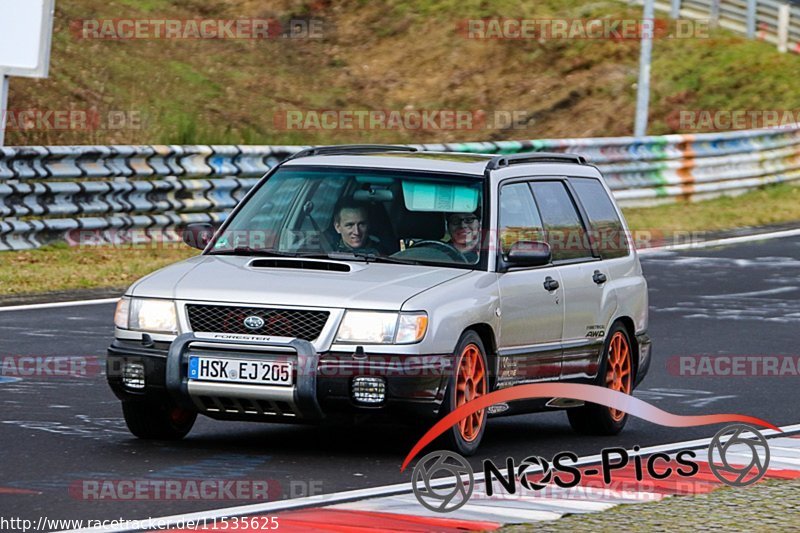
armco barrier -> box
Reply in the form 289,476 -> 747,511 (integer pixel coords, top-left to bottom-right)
633,0 -> 800,54
1,126 -> 799,250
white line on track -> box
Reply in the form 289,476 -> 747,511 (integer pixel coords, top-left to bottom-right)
0,298 -> 119,312
637,227 -> 800,255
3,227 -> 800,312
60,422 -> 800,533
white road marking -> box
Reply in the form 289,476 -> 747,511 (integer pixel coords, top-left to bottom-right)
0,298 -> 119,312
635,388 -> 737,407
703,287 -> 798,299
637,227 -> 800,255
685,395 -> 738,408
59,422 -> 800,533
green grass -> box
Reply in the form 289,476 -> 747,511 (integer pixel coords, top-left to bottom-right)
1,184 -> 798,297
5,0 -> 799,145
623,183 -> 800,233
0,243 -> 198,296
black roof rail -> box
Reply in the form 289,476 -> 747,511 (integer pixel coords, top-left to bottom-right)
485,151 -> 587,170
286,144 -> 418,161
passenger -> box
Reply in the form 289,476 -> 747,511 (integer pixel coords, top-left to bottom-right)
332,200 -> 386,255
446,211 -> 481,263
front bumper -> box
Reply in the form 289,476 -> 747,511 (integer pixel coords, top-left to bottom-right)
107,334 -> 452,422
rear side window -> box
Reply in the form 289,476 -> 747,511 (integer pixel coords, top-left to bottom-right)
570,178 -> 629,259
529,181 -> 593,261
498,182 -> 545,256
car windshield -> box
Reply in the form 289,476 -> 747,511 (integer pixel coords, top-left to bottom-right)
210,166 -> 486,268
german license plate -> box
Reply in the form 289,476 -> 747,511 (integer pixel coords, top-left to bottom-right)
188,357 -> 292,386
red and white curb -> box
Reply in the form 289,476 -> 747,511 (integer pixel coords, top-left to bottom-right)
62,424 -> 800,532
256,435 -> 800,531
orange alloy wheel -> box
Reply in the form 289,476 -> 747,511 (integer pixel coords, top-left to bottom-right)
606,331 -> 633,422
455,343 -> 487,441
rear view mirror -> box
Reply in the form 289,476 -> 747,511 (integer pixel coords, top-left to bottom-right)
181,223 -> 215,250
353,188 -> 394,202
506,241 -> 551,267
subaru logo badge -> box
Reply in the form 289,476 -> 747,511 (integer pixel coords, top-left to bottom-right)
243,316 -> 265,330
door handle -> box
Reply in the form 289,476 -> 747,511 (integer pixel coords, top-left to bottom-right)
543,276 -> 559,291
593,270 -> 607,284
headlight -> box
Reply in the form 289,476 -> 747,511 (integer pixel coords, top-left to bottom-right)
335,311 -> 427,344
114,297 -> 130,329
115,297 -> 178,334
395,313 -> 428,344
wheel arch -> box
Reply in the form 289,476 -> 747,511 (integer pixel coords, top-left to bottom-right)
463,323 -> 498,390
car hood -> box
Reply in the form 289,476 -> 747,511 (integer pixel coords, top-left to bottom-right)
130,255 -> 471,310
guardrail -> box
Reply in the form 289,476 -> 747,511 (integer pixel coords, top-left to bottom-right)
1,125 -> 799,250
634,0 -> 800,54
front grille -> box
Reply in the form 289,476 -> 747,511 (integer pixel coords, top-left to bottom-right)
186,304 -> 329,341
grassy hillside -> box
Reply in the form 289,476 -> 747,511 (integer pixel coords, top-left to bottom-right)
7,0 -> 800,146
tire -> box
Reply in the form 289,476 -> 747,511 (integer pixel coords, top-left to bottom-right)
439,330 -> 489,456
567,323 -> 634,436
122,400 -> 197,440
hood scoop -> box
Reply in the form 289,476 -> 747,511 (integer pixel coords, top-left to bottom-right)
249,258 -> 352,272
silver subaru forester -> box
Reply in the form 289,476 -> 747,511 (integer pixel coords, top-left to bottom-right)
109,145 -> 651,454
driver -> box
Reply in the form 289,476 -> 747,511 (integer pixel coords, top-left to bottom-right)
446,211 -> 481,263
332,199 -> 386,255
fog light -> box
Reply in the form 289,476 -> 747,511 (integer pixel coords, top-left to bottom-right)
351,376 -> 386,404
122,362 -> 145,389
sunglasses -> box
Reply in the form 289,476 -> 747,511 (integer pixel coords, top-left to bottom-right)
449,215 -> 479,225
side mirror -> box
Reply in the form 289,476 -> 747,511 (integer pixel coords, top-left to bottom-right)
505,241 -> 551,267
181,223 -> 215,250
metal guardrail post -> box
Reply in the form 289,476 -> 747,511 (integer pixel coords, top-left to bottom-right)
746,0 -> 758,38
777,3 -> 791,52
0,73 -> 8,147
710,0 -> 721,26
634,0 -> 655,137
671,0 -> 682,18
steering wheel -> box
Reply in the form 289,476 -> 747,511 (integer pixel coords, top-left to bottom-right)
406,240 -> 468,263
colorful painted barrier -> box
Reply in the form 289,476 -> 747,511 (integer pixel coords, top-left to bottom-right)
1,125 -> 799,250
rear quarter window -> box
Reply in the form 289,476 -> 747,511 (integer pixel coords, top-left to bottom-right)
570,177 -> 629,259
529,181 -> 593,262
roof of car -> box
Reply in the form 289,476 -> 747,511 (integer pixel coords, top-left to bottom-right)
280,149 -> 599,178
281,151 -> 492,175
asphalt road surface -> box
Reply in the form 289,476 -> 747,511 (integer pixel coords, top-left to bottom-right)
1,235 -> 799,530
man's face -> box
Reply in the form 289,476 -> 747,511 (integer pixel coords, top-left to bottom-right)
335,208 -> 370,249
448,213 -> 480,248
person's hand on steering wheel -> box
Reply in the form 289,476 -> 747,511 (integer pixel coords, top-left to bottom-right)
406,240 -> 468,263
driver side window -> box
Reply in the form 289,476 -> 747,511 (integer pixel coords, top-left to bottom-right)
498,182 -> 545,257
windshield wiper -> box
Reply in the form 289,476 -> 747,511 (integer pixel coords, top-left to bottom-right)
209,248 -> 420,265
334,251 -> 421,265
